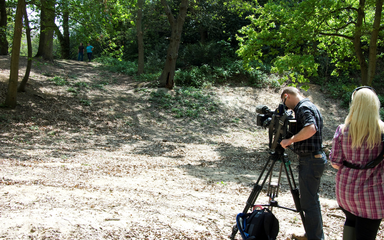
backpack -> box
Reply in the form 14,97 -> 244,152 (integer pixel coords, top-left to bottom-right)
236,207 -> 279,240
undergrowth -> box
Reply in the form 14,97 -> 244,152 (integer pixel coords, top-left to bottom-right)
95,57 -> 280,88
320,76 -> 384,120
146,87 -> 219,119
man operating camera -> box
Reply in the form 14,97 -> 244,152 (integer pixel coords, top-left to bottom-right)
280,87 -> 327,240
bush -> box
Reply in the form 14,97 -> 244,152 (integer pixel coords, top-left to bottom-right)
50,76 -> 67,86
148,87 -> 219,119
96,57 -> 137,75
174,66 -> 213,88
178,40 -> 236,68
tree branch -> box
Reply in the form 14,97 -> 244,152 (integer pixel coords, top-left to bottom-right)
318,32 -> 354,41
161,0 -> 175,25
331,6 -> 358,13
325,21 -> 356,32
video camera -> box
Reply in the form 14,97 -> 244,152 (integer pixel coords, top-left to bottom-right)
256,103 -> 297,151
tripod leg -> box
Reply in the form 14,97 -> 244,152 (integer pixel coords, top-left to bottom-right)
283,159 -> 306,226
230,156 -> 277,239
244,156 -> 277,212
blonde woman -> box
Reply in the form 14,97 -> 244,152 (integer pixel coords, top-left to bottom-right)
330,87 -> 384,240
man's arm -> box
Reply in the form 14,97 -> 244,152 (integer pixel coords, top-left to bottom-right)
280,124 -> 317,149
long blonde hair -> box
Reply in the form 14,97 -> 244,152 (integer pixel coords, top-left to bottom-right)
343,88 -> 383,149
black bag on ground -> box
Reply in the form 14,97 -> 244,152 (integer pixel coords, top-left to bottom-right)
236,207 -> 279,240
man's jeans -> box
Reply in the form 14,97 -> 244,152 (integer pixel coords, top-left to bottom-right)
298,152 -> 326,240
78,52 -> 83,61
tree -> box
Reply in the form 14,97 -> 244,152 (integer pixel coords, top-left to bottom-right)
18,2 -> 32,92
137,0 -> 144,75
54,1 -> 70,59
237,0 -> 384,86
158,0 -> 189,89
35,0 -> 55,61
4,0 -> 24,108
0,0 -> 8,55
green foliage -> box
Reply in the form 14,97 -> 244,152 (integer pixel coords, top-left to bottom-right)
178,41 -> 236,68
96,56 -> 137,75
144,45 -> 168,73
80,99 -> 91,106
236,0 -> 384,87
272,54 -> 319,87
67,87 -> 78,94
50,76 -> 67,86
148,87 -> 219,119
74,82 -> 89,88
174,65 -> 213,88
135,72 -> 161,82
175,59 -> 279,88
322,76 -> 357,108
378,95 -> 384,110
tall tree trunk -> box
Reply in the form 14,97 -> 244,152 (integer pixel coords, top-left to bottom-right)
18,3 -> 32,92
0,0 -> 8,55
4,0 -> 24,108
35,0 -> 55,61
55,6 -> 70,59
35,0 -> 47,57
199,26 -> 208,44
353,0 -> 369,85
137,0 -> 144,75
366,0 -> 383,86
158,0 -> 189,89
54,11 -> 70,60
62,10 -> 70,59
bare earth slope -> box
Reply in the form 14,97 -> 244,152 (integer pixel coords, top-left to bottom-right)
0,56 -> 382,239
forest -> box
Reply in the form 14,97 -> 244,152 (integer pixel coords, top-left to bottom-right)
1,0 -> 384,239
0,0 -> 383,109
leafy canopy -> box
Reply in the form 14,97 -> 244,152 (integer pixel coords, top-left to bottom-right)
237,0 -> 384,87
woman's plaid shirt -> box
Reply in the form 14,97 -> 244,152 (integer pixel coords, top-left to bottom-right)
330,124 -> 384,219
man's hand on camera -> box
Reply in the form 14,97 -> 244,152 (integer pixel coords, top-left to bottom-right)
280,138 -> 293,149
280,124 -> 317,149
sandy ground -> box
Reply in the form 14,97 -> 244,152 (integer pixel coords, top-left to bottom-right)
0,56 -> 383,239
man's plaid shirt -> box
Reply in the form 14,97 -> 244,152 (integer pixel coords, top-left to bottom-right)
293,98 -> 323,154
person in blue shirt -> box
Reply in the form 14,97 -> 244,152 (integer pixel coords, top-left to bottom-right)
86,43 -> 94,62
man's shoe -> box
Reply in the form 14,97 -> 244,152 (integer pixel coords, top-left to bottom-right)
292,233 -> 307,240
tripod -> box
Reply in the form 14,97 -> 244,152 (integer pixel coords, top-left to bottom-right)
230,145 -> 306,239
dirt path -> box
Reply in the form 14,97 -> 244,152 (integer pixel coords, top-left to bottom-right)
0,56 -> 382,239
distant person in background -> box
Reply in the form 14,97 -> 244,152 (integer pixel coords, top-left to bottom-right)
78,43 -> 84,61
86,43 -> 94,62
330,87 -> 384,240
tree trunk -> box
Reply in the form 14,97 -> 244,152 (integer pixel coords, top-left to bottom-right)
35,0 -> 55,61
18,3 -> 32,92
35,0 -> 47,57
366,0 -> 383,86
199,26 -> 208,44
0,0 -> 8,55
54,10 -> 70,60
4,0 -> 24,108
158,0 -> 189,89
62,11 -> 70,59
137,0 -> 144,75
353,0 -> 369,85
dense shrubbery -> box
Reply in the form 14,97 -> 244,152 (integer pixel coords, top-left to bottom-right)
96,55 -> 280,89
